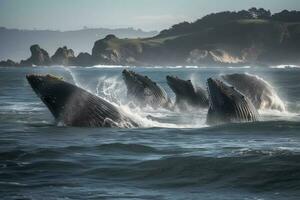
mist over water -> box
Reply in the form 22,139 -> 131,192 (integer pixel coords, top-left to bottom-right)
1,65 -> 300,200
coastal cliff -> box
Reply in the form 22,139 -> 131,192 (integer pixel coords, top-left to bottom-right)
88,8 -> 300,66
1,8 -> 300,67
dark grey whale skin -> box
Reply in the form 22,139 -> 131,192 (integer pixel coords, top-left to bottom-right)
221,73 -> 285,111
26,74 -> 138,128
122,69 -> 172,109
206,78 -> 259,125
166,75 -> 208,110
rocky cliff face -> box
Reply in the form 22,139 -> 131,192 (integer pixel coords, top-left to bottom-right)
51,46 -> 75,66
1,9 -> 300,67
89,18 -> 300,66
91,34 -> 143,65
0,59 -> 18,67
19,45 -> 51,66
72,52 -> 93,66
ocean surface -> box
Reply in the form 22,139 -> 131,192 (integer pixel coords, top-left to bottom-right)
1,65 -> 300,200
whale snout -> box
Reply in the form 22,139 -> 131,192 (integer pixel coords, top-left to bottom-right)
122,69 -> 132,77
26,74 -> 49,95
166,75 -> 174,84
26,74 -> 43,85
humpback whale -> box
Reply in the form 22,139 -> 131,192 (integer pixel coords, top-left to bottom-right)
206,78 -> 259,125
221,73 -> 285,111
122,69 -> 172,109
166,75 -> 208,110
26,74 -> 138,128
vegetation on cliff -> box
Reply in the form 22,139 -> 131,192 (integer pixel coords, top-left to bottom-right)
1,8 -> 300,67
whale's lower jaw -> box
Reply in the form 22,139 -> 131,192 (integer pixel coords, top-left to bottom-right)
26,74 -> 138,128
122,69 -> 171,109
166,75 -> 208,109
206,78 -> 259,125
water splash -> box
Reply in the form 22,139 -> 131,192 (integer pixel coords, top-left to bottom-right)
59,66 -> 80,86
91,75 -> 208,128
245,73 -> 286,112
95,76 -> 126,105
269,65 -> 300,69
221,72 -> 286,112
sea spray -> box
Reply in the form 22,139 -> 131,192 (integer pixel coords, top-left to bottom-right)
95,76 -> 126,105
221,72 -> 286,112
92,73 -> 209,128
189,73 -> 206,90
59,66 -> 80,86
248,73 -> 286,112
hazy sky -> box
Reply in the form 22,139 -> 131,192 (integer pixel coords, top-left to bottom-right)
0,0 -> 300,31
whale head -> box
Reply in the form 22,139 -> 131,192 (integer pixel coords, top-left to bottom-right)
26,74 -> 75,119
166,75 -> 194,96
122,69 -> 137,85
122,69 -> 171,109
27,74 -> 138,127
206,78 -> 258,125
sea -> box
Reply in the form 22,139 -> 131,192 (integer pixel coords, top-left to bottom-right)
1,65 -> 300,200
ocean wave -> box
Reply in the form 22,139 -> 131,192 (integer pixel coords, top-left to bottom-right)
93,143 -> 159,153
201,120 -> 300,135
0,102 -> 44,112
79,153 -> 300,190
86,65 -> 131,69
269,65 -> 300,69
2,145 -> 300,192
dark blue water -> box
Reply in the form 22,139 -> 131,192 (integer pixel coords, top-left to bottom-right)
1,65 -> 300,200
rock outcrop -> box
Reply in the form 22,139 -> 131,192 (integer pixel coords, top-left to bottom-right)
51,46 -> 75,66
72,52 -> 93,66
86,9 -> 300,66
2,8 -> 300,67
0,59 -> 18,67
20,45 -> 51,66
91,34 -> 142,65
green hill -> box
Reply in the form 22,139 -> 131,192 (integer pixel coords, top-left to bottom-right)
2,8 -> 300,67
90,8 -> 300,66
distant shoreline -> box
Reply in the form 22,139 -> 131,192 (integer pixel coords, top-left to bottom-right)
1,8 -> 300,67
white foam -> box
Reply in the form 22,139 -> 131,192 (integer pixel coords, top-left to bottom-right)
259,109 -> 298,117
185,66 -> 199,69
95,76 -> 127,105
91,75 -> 208,128
0,102 -> 44,112
270,65 -> 300,69
86,65 -> 131,69
58,66 -> 81,86
230,66 -> 251,69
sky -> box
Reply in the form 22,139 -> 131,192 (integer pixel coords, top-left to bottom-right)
0,0 -> 300,31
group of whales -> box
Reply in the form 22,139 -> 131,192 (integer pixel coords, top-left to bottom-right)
26,70 -> 285,127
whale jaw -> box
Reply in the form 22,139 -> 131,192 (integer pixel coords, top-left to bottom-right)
122,69 -> 172,109
27,74 -> 138,128
166,75 -> 208,109
26,74 -> 72,119
206,78 -> 259,125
